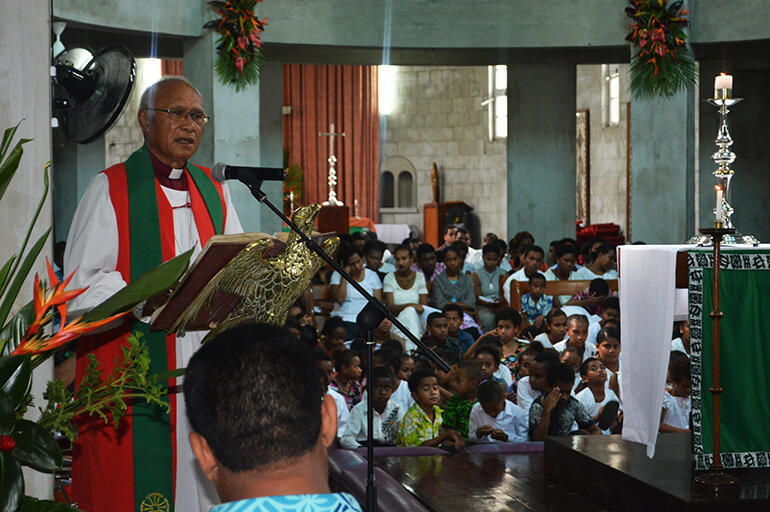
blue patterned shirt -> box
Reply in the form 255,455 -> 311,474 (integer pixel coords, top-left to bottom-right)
520,293 -> 554,323
211,493 -> 362,512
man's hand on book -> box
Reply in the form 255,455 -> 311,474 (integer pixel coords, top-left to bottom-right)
142,289 -> 173,317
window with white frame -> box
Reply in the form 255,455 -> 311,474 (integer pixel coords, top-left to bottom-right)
602,64 -> 621,127
485,65 -> 507,140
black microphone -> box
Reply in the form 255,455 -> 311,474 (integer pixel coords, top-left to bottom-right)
211,163 -> 286,184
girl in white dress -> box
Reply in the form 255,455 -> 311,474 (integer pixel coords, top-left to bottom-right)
383,245 -> 437,352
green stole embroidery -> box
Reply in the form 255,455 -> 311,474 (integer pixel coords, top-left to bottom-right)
123,146 -> 223,511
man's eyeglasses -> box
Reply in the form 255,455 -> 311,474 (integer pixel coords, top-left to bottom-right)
145,107 -> 210,126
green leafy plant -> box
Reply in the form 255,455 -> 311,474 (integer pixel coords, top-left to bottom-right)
204,0 -> 267,91
37,332 -> 169,442
0,123 -> 192,510
625,0 -> 696,99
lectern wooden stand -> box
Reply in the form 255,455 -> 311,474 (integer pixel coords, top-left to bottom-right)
317,205 -> 350,234
423,201 -> 468,248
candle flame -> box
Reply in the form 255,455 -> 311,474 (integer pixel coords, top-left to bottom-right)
720,72 -> 727,77
714,185 -> 722,191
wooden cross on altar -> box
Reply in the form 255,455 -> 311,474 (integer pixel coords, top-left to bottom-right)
319,122 -> 345,206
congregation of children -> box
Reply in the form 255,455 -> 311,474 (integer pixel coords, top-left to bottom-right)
285,225 -> 691,450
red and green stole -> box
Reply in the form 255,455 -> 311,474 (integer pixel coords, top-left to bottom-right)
73,145 -> 226,512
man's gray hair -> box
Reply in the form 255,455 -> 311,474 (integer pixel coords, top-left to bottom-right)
138,76 -> 202,111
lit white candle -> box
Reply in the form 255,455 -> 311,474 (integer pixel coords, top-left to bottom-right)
715,186 -> 723,223
714,73 -> 733,99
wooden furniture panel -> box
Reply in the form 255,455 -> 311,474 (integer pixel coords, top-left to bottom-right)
509,279 -> 619,311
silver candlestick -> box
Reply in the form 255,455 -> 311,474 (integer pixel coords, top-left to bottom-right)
688,91 -> 759,246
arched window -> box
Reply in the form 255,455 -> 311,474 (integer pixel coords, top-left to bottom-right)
398,171 -> 413,207
380,156 -> 417,212
380,171 -> 394,208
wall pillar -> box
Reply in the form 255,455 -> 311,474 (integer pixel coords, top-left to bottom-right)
629,79 -> 695,243
184,33 -> 283,234
507,63 -> 576,245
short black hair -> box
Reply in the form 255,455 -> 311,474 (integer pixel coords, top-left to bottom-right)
184,323 -> 324,472
416,243 -> 436,259
482,243 -> 501,256
529,273 -> 546,285
554,241 -> 578,259
456,360 -> 482,383
668,355 -> 690,384
546,308 -> 567,325
477,379 -> 504,404
333,349 -> 359,372
311,346 -> 332,363
596,326 -> 621,345
495,307 -> 522,326
520,325 -> 542,340
589,278 -> 610,297
547,362 -> 576,386
408,369 -> 437,392
284,317 -> 301,332
521,244 -> 544,258
456,225 -> 470,235
567,314 -> 589,328
533,349 -> 560,366
381,338 -> 404,354
351,231 -> 366,242
373,347 -> 401,373
392,244 -> 412,258
337,242 -> 364,266
442,303 -> 464,317
448,241 -> 466,256
363,239 -> 386,256
321,316 -> 346,336
369,366 -> 396,388
443,224 -> 457,235
474,344 -> 501,364
426,311 -> 445,327
604,296 -> 620,312
579,357 -> 601,377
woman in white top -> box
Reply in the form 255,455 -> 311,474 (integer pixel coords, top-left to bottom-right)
383,245 -> 432,352
575,242 -> 618,280
330,245 -> 383,340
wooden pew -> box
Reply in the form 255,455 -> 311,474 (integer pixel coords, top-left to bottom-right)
508,279 -> 619,312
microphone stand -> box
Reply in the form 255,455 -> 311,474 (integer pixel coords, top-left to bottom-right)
241,178 -> 451,511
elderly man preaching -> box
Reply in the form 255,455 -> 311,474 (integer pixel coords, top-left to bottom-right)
64,77 -> 243,512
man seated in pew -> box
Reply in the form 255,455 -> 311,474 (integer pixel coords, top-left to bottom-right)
184,323 -> 362,511
412,243 -> 446,284
529,362 -> 601,441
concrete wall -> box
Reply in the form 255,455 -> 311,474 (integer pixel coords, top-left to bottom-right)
576,63 -> 631,233
52,0 -> 770,47
0,0 -> 54,499
379,66 -> 507,242
53,0 -> 203,37
507,63 -> 576,247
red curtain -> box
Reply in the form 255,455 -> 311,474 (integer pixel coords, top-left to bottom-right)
161,60 -> 184,76
282,64 -> 380,221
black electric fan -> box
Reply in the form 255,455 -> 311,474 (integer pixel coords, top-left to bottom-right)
54,45 -> 136,144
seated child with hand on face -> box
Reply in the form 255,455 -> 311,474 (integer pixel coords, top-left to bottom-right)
529,362 -> 601,440
575,357 -> 622,434
397,369 -> 465,450
442,361 -> 483,439
340,367 -> 406,449
521,273 -> 557,328
470,380 -> 528,443
516,349 -> 560,413
660,353 -> 691,433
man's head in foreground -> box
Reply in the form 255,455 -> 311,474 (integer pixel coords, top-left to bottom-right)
184,322 -> 337,502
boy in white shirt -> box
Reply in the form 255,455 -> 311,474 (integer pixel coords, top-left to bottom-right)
312,347 -> 350,439
340,367 -> 405,449
470,380 -> 528,443
517,350 -> 560,413
575,357 -> 621,434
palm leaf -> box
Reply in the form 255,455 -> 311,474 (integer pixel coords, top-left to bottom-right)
0,256 -> 15,294
0,164 -> 49,312
0,230 -> 50,328
0,302 -> 33,356
0,122 -> 22,163
0,137 -> 33,203
82,249 -> 193,323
